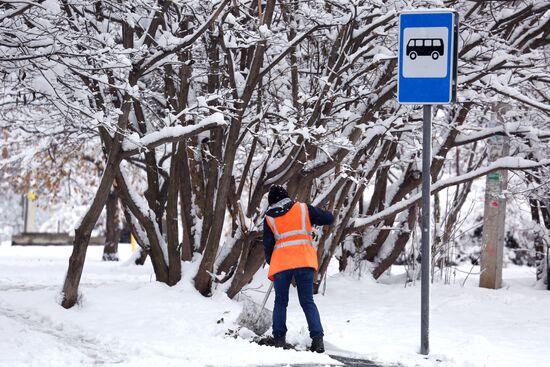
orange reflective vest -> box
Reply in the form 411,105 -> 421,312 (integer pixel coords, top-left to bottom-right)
265,202 -> 318,281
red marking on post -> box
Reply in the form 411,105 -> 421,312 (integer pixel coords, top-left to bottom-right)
491,201 -> 499,207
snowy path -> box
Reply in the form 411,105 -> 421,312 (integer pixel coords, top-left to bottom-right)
0,301 -> 126,366
0,245 -> 335,367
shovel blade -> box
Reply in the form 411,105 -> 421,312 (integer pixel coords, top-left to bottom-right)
236,296 -> 273,336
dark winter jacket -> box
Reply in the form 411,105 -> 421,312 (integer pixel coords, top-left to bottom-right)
263,198 -> 334,264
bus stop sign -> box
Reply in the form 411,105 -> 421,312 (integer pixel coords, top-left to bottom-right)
398,10 -> 458,104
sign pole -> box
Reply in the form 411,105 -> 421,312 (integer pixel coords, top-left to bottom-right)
421,104 -> 432,355
398,9 -> 458,356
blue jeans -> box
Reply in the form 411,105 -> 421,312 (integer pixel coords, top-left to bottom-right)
272,267 -> 324,338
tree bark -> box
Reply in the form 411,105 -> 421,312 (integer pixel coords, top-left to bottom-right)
226,234 -> 265,299
166,142 -> 183,285
179,142 -> 194,261
372,206 -> 418,279
102,188 -> 120,261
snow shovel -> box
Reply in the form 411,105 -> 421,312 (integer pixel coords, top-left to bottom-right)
236,282 -> 274,335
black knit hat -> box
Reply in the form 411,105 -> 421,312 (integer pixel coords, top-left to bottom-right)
268,185 -> 289,206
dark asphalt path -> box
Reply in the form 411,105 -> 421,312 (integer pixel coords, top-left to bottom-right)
329,354 -> 400,367
263,353 -> 401,367
251,339 -> 401,367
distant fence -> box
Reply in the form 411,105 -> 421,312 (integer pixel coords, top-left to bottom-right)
12,233 -> 106,246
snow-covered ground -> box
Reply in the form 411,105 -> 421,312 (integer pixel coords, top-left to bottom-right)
0,243 -> 548,367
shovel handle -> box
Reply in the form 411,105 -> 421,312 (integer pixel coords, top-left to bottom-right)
260,282 -> 274,309
255,282 -> 274,324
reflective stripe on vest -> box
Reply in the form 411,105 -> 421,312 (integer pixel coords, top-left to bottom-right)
266,203 -> 314,250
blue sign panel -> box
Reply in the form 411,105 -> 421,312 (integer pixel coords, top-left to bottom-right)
398,10 -> 457,104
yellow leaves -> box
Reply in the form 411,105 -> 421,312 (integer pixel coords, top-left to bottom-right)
27,191 -> 38,202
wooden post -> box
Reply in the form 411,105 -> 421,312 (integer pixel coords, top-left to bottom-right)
480,103 -> 510,289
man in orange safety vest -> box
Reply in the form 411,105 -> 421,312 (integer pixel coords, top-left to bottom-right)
263,185 -> 334,353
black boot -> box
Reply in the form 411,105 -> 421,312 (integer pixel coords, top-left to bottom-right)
274,336 -> 286,349
310,336 -> 324,353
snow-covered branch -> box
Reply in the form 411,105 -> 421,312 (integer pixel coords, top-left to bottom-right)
351,157 -> 550,231
483,77 -> 550,113
121,112 -> 227,157
454,123 -> 550,147
259,24 -> 332,79
137,0 -> 231,74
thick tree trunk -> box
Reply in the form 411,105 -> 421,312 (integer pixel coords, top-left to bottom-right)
372,207 -> 418,279
102,188 -> 120,261
134,102 -> 163,233
178,143 -> 194,262
63,230 -> 95,307
194,115 -> 242,296
531,198 -> 550,289
226,234 -> 265,299
166,142 -> 183,285
61,95 -> 132,309
115,168 -> 169,284
531,198 -> 544,281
